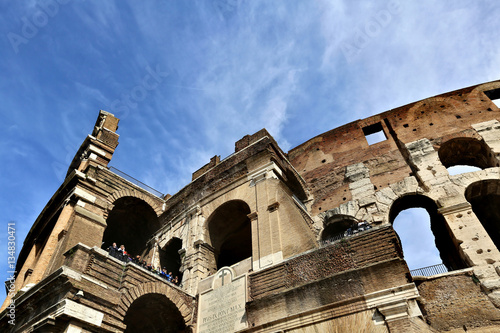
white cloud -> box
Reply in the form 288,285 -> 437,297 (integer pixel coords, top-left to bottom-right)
3,0 -> 500,300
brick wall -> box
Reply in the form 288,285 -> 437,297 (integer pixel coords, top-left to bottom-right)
250,226 -> 406,300
417,273 -> 500,331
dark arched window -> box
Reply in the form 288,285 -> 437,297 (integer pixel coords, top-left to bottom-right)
466,180 -> 500,251
159,238 -> 183,283
102,197 -> 160,258
207,200 -> 252,269
124,294 -> 187,332
321,214 -> 358,242
438,138 -> 497,175
389,195 -> 466,272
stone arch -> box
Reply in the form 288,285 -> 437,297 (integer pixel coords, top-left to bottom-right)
465,180 -> 500,251
102,196 -> 161,257
159,237 -> 183,283
118,281 -> 194,330
205,200 -> 252,269
389,194 -> 466,271
408,96 -> 462,115
438,137 -> 496,170
472,82 -> 500,110
107,189 -> 164,217
473,81 -> 500,95
320,214 -> 359,241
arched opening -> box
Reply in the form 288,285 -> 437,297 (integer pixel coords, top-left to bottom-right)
102,197 -> 160,258
438,138 -> 497,174
466,180 -> 500,251
159,238 -> 183,283
389,195 -> 466,272
124,293 -> 187,333
207,200 -> 252,270
446,165 -> 482,176
321,214 -> 371,243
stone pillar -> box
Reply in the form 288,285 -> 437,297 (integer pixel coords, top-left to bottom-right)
0,242 -> 39,312
151,236 -> 160,269
180,206 -> 211,294
267,200 -> 283,259
439,201 -> 500,308
472,119 -> 500,163
365,284 -> 425,333
29,201 -> 75,285
345,162 -> 378,223
183,240 -> 215,295
439,202 -> 500,271
406,138 -> 450,189
248,162 -> 284,271
248,211 -> 260,270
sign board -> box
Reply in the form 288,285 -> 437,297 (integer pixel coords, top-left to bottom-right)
197,267 -> 247,333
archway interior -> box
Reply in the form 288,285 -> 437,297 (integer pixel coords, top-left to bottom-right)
393,208 -> 441,270
389,195 -> 466,271
466,180 -> 500,251
102,197 -> 160,257
208,200 -> 252,269
124,293 -> 186,333
321,216 -> 357,241
159,238 -> 183,281
438,138 -> 498,171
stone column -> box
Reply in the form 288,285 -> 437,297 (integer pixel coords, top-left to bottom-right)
29,201 -> 75,285
179,206 -> 203,294
248,162 -> 283,271
439,201 -> 500,308
472,119 -> 500,163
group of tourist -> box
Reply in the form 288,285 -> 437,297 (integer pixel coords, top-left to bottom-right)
106,243 -> 180,285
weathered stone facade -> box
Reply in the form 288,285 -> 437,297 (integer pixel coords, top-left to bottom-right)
3,81 -> 500,332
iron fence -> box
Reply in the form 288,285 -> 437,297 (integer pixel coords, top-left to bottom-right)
410,263 -> 448,277
320,226 -> 372,247
108,166 -> 165,199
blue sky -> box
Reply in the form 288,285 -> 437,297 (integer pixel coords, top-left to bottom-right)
1,0 -> 500,299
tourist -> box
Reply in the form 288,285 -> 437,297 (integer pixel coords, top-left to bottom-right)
107,242 -> 118,258
118,245 -> 129,262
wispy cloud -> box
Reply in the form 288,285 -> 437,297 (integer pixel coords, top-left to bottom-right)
2,0 -> 500,301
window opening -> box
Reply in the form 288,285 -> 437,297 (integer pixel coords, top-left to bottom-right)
159,238 -> 183,283
362,122 -> 387,145
447,165 -> 482,176
438,138 -> 496,174
389,195 -> 466,275
102,197 -> 160,258
321,215 -> 372,245
466,180 -> 500,251
208,200 -> 252,270
393,208 -> 441,270
484,88 -> 500,108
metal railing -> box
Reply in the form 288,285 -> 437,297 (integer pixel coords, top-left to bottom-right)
410,264 -> 448,277
108,166 -> 165,198
320,226 -> 372,247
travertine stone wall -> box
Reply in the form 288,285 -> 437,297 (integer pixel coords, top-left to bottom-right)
417,272 -> 500,331
5,81 -> 500,332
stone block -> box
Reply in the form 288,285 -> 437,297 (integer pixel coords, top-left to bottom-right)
482,279 -> 500,292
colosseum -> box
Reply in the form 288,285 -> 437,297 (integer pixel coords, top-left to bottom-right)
2,80 -> 500,332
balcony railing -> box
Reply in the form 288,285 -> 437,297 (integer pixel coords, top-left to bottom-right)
320,223 -> 373,247
410,263 -> 448,277
108,166 -> 165,198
